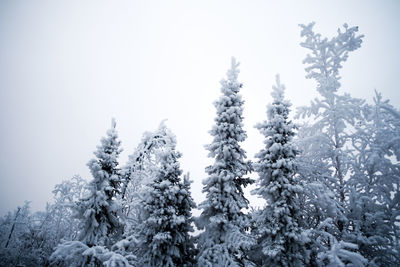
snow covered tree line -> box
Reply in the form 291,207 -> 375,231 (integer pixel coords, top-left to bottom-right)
0,22 -> 399,266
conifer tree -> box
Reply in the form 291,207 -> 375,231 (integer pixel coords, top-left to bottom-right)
297,22 -> 364,211
133,127 -> 196,266
77,118 -> 124,248
50,119 -> 128,266
347,91 -> 400,265
252,75 -> 305,266
196,58 -> 254,266
296,22 -> 367,265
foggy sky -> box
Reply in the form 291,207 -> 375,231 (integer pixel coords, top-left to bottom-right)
0,0 -> 399,215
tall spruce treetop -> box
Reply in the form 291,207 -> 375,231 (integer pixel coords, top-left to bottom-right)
77,118 -> 123,248
252,75 -> 305,266
196,58 -> 254,266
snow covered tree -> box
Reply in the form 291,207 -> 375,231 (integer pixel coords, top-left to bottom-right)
50,174 -> 88,242
295,22 -> 366,265
77,118 -> 124,248
0,202 -> 43,266
105,123 -> 196,266
297,21 -> 364,211
28,175 -> 88,265
0,177 -> 88,266
134,137 -> 196,266
196,58 -> 254,266
107,123 -> 195,266
51,119 -> 127,266
251,75 -> 306,266
346,91 -> 400,265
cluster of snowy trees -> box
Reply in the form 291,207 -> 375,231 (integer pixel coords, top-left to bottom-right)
1,22 -> 399,266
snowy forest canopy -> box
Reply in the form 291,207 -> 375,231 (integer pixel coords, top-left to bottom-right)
1,22 -> 399,267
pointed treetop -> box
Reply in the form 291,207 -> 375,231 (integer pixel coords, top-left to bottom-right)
111,117 -> 117,129
271,74 -> 285,102
226,56 -> 240,84
230,56 -> 239,70
158,119 -> 168,130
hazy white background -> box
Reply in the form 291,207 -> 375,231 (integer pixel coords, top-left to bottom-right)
0,0 -> 399,215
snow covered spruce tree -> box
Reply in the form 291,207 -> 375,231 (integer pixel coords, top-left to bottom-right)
295,22 -> 367,265
196,58 -> 254,266
127,125 -> 196,266
51,119 -> 128,266
78,118 -> 124,248
251,75 -> 305,266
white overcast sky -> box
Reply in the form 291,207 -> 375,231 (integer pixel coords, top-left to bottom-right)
0,0 -> 399,215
